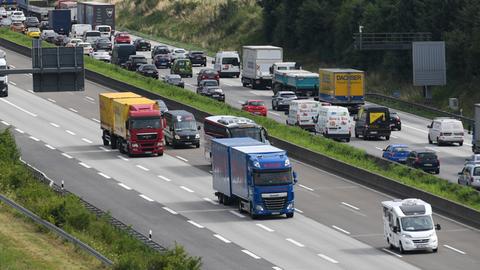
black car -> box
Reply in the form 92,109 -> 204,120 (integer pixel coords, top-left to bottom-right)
136,64 -> 159,79
24,17 -> 39,28
188,51 -> 206,66
151,45 -> 170,58
406,150 -> 440,174
202,87 -> 225,102
196,68 -> 219,85
53,35 -> 69,46
390,111 -> 402,131
163,110 -> 201,148
196,79 -> 219,94
162,74 -> 184,88
125,55 -> 148,71
133,38 -> 151,51
93,38 -> 112,51
154,54 -> 171,68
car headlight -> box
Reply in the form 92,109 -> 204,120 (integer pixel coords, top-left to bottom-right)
402,234 -> 412,238
285,158 -> 290,166
174,135 -> 180,140
195,134 -> 200,139
156,142 -> 163,146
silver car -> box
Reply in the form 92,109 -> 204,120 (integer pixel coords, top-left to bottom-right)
457,164 -> 480,189
272,91 -> 297,111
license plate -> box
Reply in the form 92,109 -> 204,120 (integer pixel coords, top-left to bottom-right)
399,158 -> 406,161
271,212 -> 280,215
424,164 -> 432,166
416,244 -> 428,248
370,131 -> 378,134
145,151 -> 152,154
212,95 -> 219,98
253,112 -> 261,115
184,142 -> 192,145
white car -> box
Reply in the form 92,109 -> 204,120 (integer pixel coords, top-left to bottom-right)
0,7 -> 7,18
0,17 -> 12,27
90,51 -> 111,62
171,48 -> 187,61
65,38 -> 83,47
77,42 -> 93,55
10,11 -> 26,22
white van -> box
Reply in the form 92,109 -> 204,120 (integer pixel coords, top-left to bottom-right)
286,100 -> 321,131
314,106 -> 351,142
382,198 -> 440,253
0,58 -> 9,97
214,51 -> 240,78
83,30 -> 101,44
427,117 -> 464,146
95,25 -> 112,38
71,24 -> 92,39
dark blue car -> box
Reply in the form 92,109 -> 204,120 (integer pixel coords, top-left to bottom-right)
154,54 -> 171,69
382,144 -> 410,163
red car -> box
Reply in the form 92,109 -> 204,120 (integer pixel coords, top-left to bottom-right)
114,32 -> 131,44
242,100 -> 267,116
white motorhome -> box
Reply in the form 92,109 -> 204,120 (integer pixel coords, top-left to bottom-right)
314,106 -> 351,142
286,100 -> 321,131
71,24 -> 92,39
0,58 -> 9,97
382,199 -> 440,253
213,51 -> 240,78
241,45 -> 283,89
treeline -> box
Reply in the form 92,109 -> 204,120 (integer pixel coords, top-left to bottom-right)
259,0 -> 478,83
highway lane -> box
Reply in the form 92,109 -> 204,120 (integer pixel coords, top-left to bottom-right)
3,46 -> 480,269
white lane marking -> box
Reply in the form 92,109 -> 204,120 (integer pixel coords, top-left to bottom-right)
79,162 -> 91,169
50,122 -> 59,128
1,120 -> 9,126
176,156 -> 188,162
85,96 -> 95,101
187,220 -> 205,229
213,234 -> 231,243
92,118 -> 100,123
15,128 -> 24,133
425,147 -> 439,152
403,124 -> 428,134
295,208 -> 303,213
242,250 -> 261,259
136,165 -> 150,171
341,202 -> 360,211
27,90 -> 34,93
256,224 -> 275,232
375,146 -> 383,151
9,65 -> 15,68
203,197 -> 218,205
139,194 -> 155,202
158,175 -> 171,182
443,244 -> 466,254
286,238 -> 305,247
118,183 -> 132,190
162,207 -> 178,215
117,155 -> 129,161
29,136 -> 40,142
45,144 -> 55,150
229,210 -> 245,218
180,186 -> 194,193
65,130 -> 76,135
47,98 -> 56,103
98,172 -> 111,179
25,73 -> 32,77
69,108 -> 78,113
317,254 -> 339,264
269,111 -> 280,116
237,101 -> 244,104
222,82 -> 233,86
332,225 -> 351,235
299,184 -> 314,191
382,248 -> 402,258
184,83 -> 194,88
0,99 -> 38,117
272,267 -> 283,270
99,146 -> 111,152
390,135 -> 399,139
61,153 -> 73,159
9,81 -> 16,86
82,138 -> 93,144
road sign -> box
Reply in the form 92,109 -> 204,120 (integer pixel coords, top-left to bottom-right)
412,42 -> 446,86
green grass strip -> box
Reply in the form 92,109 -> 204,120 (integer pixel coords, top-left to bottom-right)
2,28 -> 480,212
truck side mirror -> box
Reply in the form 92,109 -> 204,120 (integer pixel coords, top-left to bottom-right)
458,171 -> 463,175
435,224 -> 441,230
293,171 -> 298,184
197,125 -> 201,130
284,110 -> 289,115
427,124 -> 432,128
212,60 -> 215,64
392,226 -> 399,233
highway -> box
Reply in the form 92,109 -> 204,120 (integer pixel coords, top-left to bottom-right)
126,35 -> 473,184
2,46 -> 480,270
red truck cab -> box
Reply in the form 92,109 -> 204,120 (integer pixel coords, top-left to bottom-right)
124,104 -> 164,156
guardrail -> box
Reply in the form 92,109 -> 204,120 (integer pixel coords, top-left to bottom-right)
2,37 -> 480,229
366,93 -> 474,127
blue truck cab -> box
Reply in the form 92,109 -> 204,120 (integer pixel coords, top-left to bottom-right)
212,138 -> 297,219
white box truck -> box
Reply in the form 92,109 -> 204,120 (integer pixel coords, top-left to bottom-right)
241,45 -> 283,90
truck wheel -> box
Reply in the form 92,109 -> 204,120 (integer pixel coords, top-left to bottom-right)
432,248 -> 438,253
346,137 -> 350,143
102,137 -> 109,146
158,151 -> 164,156
111,136 -> 117,149
286,212 -> 294,218
459,141 -> 463,146
428,135 -> 433,144
250,206 -> 258,220
196,143 -> 200,148
165,136 -> 170,146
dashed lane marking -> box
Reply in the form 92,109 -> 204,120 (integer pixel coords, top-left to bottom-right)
118,183 -> 132,190
341,202 -> 360,211
162,207 -> 178,215
139,194 -> 154,202
213,234 -> 231,243
242,250 -> 261,259
45,144 -> 55,150
180,186 -> 194,193
332,225 -> 351,235
158,175 -> 172,182
317,254 -> 339,264
98,172 -> 111,179
256,224 -> 274,232
187,220 -> 205,229
61,153 -> 73,159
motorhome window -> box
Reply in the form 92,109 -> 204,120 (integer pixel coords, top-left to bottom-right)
130,117 -> 161,129
400,216 -> 433,232
229,127 -> 262,141
222,57 -> 239,66
253,169 -> 292,186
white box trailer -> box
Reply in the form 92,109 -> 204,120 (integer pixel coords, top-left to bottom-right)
241,45 -> 283,90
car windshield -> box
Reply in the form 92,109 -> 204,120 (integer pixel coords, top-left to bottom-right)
134,58 -> 147,64
253,169 -> 292,186
130,117 -> 161,129
280,93 -> 296,98
142,65 -> 155,71
203,81 -> 218,87
229,127 -> 262,141
175,120 -> 197,131
418,152 -> 436,159
222,57 -> 239,66
175,49 -> 185,53
401,216 -> 433,232
98,26 -> 110,32
28,28 -> 39,32
98,39 -> 110,43
249,101 -> 265,106
169,77 -> 181,83
192,52 -> 203,56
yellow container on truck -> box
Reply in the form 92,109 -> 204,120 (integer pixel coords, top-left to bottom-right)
99,92 -> 140,131
112,97 -> 159,138
318,68 -> 365,113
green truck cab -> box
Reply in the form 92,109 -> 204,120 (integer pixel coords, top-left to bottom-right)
171,58 -> 192,78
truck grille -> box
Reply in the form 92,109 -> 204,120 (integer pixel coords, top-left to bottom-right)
262,197 -> 287,211
412,239 -> 429,244
138,133 -> 157,140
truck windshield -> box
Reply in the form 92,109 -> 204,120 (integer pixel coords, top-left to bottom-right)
130,117 -> 161,129
400,216 -> 433,232
253,169 -> 292,186
175,120 -> 197,131
229,127 -> 262,141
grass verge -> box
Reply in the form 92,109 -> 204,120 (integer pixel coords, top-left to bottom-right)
2,28 -> 480,213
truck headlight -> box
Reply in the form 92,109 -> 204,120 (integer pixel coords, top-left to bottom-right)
285,158 -> 290,166
156,142 -> 163,146
131,143 -> 139,148
402,234 -> 412,238
174,135 -> 180,140
255,205 -> 264,211
287,203 -> 294,210
195,134 -> 200,139
253,161 -> 261,168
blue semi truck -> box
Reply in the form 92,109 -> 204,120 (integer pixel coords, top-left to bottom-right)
212,137 -> 297,219
272,69 -> 319,97
48,9 -> 71,35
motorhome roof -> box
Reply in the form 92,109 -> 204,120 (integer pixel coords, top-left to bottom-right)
243,45 -> 281,50
382,198 -> 432,217
205,115 -> 258,127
